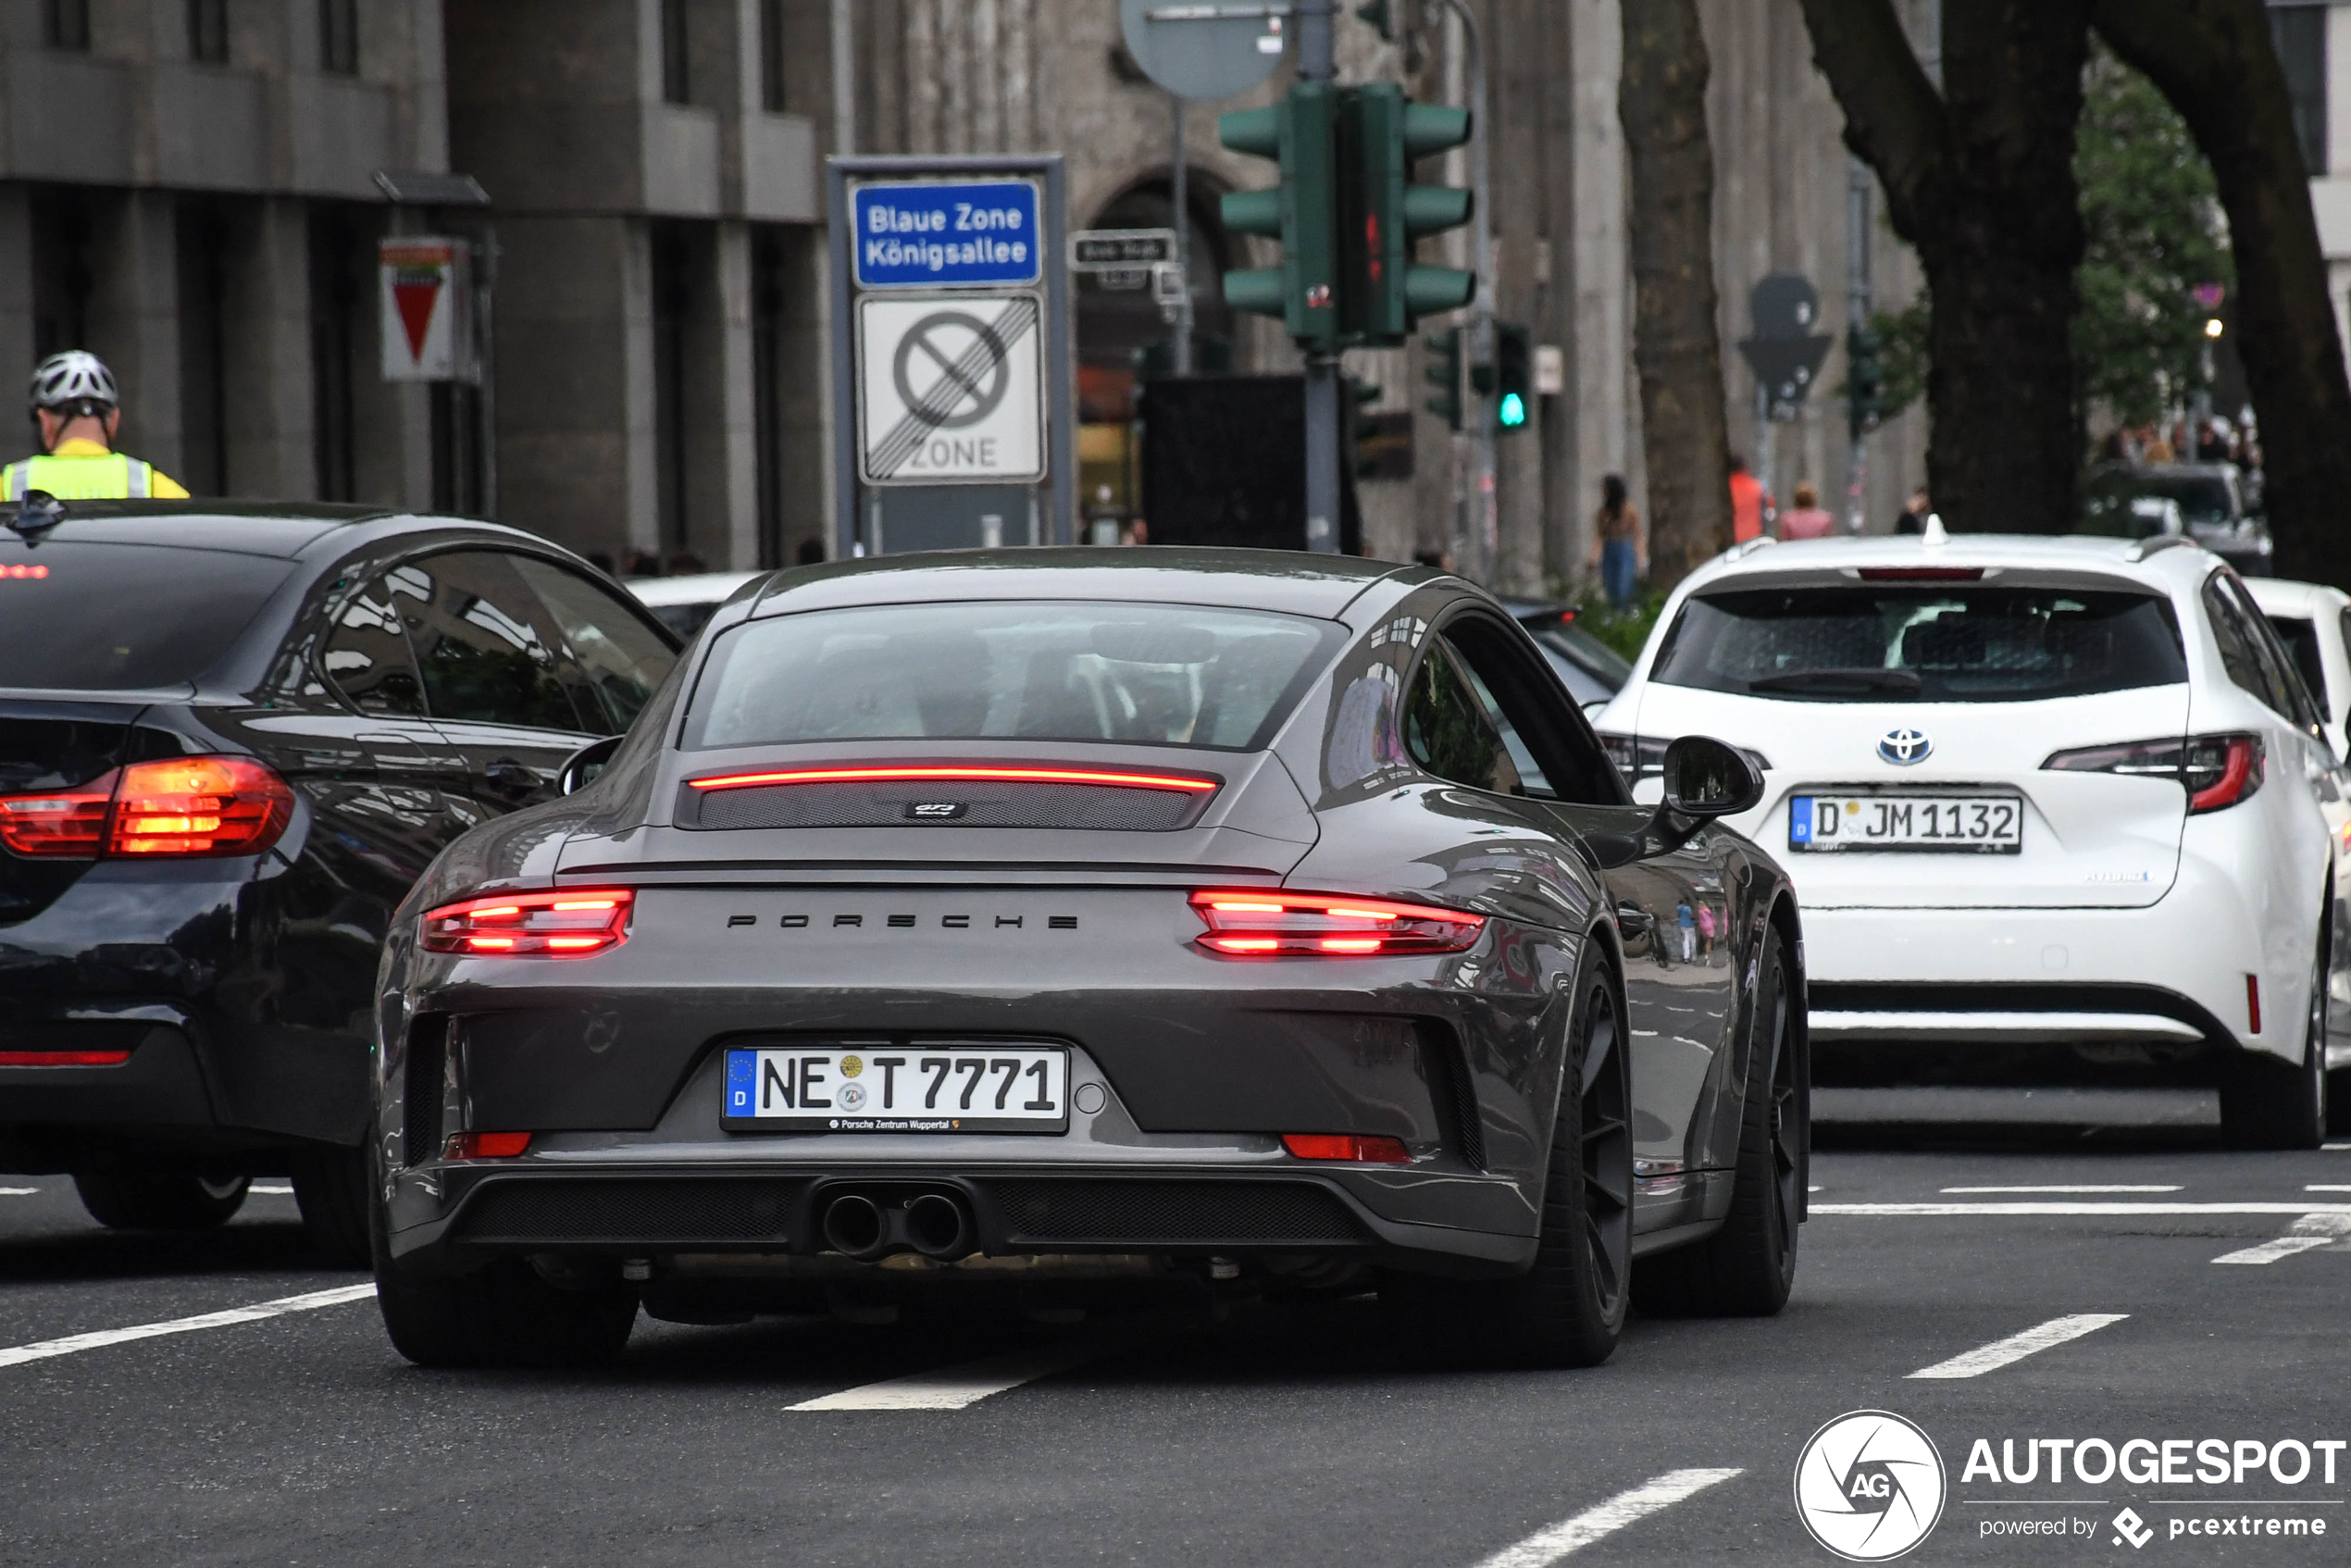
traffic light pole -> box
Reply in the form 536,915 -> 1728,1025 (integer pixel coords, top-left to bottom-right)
1429,0 -> 1490,581
1298,0 -> 1341,553
1844,154 -> 1871,533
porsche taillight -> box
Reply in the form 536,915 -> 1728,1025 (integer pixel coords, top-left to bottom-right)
421,889 -> 635,957
1188,890 -> 1486,957
0,756 -> 293,859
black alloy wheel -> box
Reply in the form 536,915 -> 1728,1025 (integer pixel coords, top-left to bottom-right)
72,1169 -> 250,1231
1498,952 -> 1634,1365
290,1144 -> 372,1266
1635,927 -> 1803,1315
1377,951 -> 1632,1367
2220,917 -> 2330,1151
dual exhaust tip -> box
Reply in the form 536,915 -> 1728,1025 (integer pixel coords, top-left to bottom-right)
819,1190 -> 974,1262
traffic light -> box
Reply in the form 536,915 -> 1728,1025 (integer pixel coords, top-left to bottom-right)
1338,82 -> 1474,348
1470,323 -> 1532,431
1346,375 -> 1383,476
1219,85 -> 1339,353
1846,324 -> 1884,442
1424,327 -> 1462,430
1494,322 -> 1531,431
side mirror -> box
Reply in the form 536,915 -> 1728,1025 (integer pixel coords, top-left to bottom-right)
556,735 -> 624,796
1661,734 -> 1764,818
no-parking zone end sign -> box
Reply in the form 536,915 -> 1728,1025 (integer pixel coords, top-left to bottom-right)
856,292 -> 1046,486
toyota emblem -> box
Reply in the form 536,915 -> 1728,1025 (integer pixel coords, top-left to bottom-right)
1877,728 -> 1933,765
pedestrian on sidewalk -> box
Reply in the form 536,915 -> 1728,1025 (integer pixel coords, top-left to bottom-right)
1893,486 -> 1931,534
1727,454 -> 1768,544
1776,480 -> 1837,540
1590,474 -> 1643,607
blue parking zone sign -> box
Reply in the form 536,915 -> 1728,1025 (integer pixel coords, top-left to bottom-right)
852,179 -> 1043,289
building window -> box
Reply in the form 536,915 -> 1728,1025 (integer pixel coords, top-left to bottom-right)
2270,2 -> 2328,177
319,0 -> 358,75
188,0 -> 229,64
43,0 -> 91,51
309,210 -> 364,503
760,0 -> 787,112
661,0 -> 691,105
651,225 -> 693,552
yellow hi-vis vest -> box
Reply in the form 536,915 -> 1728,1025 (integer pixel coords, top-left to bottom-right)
2,448 -> 187,501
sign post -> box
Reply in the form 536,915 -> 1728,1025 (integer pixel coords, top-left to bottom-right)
827,155 -> 1073,556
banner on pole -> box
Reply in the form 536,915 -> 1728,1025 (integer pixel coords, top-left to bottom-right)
379,238 -> 477,383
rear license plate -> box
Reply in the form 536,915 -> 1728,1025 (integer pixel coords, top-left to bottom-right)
1789,793 -> 2023,853
722,1045 -> 1069,1133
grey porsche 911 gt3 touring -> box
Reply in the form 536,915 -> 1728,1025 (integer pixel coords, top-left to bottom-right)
369,550 -> 1808,1369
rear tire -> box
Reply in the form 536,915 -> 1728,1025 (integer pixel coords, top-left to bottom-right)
2220,926 -> 2328,1151
290,1144 -> 371,1267
1636,927 -> 1804,1316
73,1169 -> 248,1231
371,1174 -> 637,1369
1383,951 -> 1631,1368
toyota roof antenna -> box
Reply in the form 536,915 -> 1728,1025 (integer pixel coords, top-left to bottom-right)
6,490 -> 66,548
1920,513 -> 1947,546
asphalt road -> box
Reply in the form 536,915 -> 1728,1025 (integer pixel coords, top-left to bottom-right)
2,1128 -> 2346,1568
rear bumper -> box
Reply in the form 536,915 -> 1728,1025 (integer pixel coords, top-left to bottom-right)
1800,895 -> 2297,1065
383,1161 -> 1539,1277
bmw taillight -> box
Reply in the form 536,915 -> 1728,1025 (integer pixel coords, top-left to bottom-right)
2042,733 -> 2264,814
421,889 -> 635,957
1188,890 -> 1486,957
0,756 -> 293,859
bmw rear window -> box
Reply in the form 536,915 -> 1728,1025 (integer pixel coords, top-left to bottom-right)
1651,585 -> 2187,703
0,541 -> 291,690
685,600 -> 1342,751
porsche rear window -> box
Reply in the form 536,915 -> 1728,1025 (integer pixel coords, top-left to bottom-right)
1651,585 -> 2187,703
0,541 -> 291,690
685,601 -> 1341,752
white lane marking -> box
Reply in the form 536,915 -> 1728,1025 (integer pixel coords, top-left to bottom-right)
1816,1201 -> 2351,1217
2214,1236 -> 2334,1264
2307,1185 -> 2351,1192
787,1339 -> 1113,1411
2325,1143 -> 2351,1151
1468,1468 -> 1746,1568
0,1188 -> 37,1197
1941,1184 -> 2181,1194
1908,1313 -> 2129,1380
248,1184 -> 294,1195
0,1283 -> 376,1371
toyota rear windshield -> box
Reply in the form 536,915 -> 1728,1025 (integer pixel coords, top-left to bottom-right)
0,541 -> 292,690
685,600 -> 1343,751
1650,583 -> 2187,703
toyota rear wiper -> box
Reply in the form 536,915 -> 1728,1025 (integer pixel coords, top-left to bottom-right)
1747,667 -> 1922,695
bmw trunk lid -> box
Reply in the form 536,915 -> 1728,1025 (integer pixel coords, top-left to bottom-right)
1624,684 -> 2192,909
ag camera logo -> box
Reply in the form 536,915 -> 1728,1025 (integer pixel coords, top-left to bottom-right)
1795,1411 -> 1947,1561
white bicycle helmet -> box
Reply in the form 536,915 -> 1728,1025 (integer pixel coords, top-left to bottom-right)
30,351 -> 118,415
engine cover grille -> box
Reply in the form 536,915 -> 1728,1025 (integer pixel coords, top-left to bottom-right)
690,778 -> 1209,832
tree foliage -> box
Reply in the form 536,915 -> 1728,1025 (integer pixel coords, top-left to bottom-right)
2072,48 -> 2233,427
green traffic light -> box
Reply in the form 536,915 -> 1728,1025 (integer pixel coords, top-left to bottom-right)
1498,392 -> 1527,428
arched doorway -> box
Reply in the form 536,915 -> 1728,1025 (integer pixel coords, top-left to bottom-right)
1075,177 -> 1234,542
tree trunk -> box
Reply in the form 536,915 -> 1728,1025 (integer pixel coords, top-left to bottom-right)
1797,0 -> 2090,534
1618,0 -> 1733,591
2090,0 -> 2351,586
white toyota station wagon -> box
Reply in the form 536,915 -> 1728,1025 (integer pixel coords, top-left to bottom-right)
1593,528 -> 2345,1147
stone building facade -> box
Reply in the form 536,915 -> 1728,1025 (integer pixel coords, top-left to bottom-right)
0,0 -> 1927,587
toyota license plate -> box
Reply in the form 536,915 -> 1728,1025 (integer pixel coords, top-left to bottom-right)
723,1045 -> 1069,1133
1789,793 -> 2023,853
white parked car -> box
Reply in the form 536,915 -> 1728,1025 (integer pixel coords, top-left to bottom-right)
2247,576 -> 2351,764
624,570 -> 765,640
1593,531 -> 2345,1146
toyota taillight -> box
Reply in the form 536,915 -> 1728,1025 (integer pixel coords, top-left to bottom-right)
1188,890 -> 1486,957
0,756 -> 294,859
421,889 -> 635,957
2042,732 -> 2263,814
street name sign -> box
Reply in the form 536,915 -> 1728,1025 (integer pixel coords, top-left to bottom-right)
851,179 -> 1044,290
856,293 -> 1046,485
1071,228 -> 1179,268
